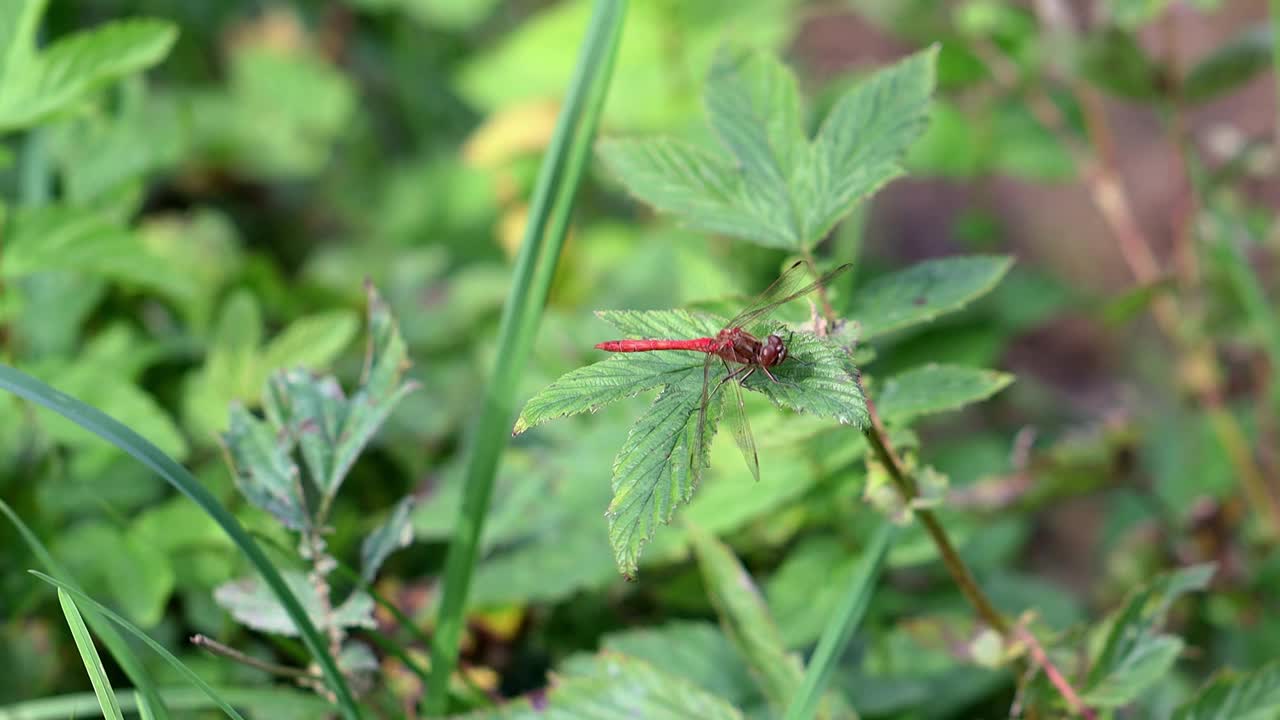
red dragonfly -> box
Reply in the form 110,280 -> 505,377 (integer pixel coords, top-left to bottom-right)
596,260 -> 852,483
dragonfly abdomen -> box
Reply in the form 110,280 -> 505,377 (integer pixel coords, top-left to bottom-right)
595,338 -> 716,353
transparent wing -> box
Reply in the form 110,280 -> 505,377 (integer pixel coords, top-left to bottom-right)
723,363 -> 760,483
728,261 -> 854,331
690,352 -> 717,488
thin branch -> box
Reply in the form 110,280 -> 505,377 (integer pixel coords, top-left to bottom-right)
191,634 -> 316,683
1014,624 -> 1097,720
858,378 -> 1010,635
973,2 -> 1280,537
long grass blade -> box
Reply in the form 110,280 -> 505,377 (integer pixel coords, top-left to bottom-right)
0,365 -> 360,719
58,589 -> 126,720
0,498 -> 170,719
32,572 -> 256,720
0,687 -> 336,720
782,521 -> 896,720
423,0 -> 628,713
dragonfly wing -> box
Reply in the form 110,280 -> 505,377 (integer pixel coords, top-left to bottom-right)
724,363 -> 760,483
728,261 -> 854,331
689,351 -> 717,487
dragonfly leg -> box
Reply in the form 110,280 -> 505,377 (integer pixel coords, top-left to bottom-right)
761,365 -> 779,383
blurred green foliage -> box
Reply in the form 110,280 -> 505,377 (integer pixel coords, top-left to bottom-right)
1,0 -> 1279,718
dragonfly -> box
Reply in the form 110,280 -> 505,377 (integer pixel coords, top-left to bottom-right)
595,260 -> 852,483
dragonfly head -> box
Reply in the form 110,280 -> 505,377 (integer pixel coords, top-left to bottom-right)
759,333 -> 787,367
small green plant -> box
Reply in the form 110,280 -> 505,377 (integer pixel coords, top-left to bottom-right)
208,283 -> 418,694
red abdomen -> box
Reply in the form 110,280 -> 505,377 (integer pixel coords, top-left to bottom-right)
595,338 -> 715,353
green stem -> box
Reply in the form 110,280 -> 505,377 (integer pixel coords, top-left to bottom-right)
782,521 -> 895,720
854,374 -> 1009,635
423,2 -> 627,714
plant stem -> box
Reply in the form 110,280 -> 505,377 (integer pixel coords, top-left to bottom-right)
190,634 -> 316,683
1014,625 -> 1096,720
859,396 -> 1009,634
423,2 -> 626,714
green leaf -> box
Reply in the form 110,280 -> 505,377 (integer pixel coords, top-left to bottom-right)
596,621 -> 762,708
513,352 -> 701,434
221,404 -> 311,531
689,525 -> 808,713
808,46 -> 938,245
1083,635 -> 1184,707
2,203 -> 191,300
517,306 -> 864,576
360,495 -> 416,583
57,588 -> 125,720
1076,27 -> 1162,99
213,571 -> 375,637
607,385 -> 716,577
1085,563 -> 1216,707
264,286 -> 417,501
456,655 -> 745,720
34,573 -> 250,720
1174,661 -> 1280,720
597,137 -> 781,247
876,364 -> 1014,424
601,46 -> 936,250
849,255 -> 1013,339
0,0 -> 177,132
259,310 -> 360,377
1183,27 -> 1271,104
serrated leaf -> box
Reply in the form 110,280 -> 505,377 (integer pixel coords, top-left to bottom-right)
455,655 -> 745,720
221,404 -> 310,531
258,285 -> 416,502
601,46 -> 936,250
214,571 -> 375,637
0,0 -> 177,132
607,385 -> 716,577
597,137 -> 778,246
689,526 -> 816,715
521,307 -> 864,575
1174,661 -> 1280,720
1183,27 -> 1271,104
1085,563 -> 1215,707
876,364 -> 1013,424
513,353 -> 702,435
808,45 -> 937,244
360,495 -> 416,583
849,255 -> 1013,339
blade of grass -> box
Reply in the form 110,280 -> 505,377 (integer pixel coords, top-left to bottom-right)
32,572 -> 254,720
782,521 -> 895,720
58,589 -> 125,720
0,687 -> 337,720
423,0 -> 628,713
0,498 -> 170,720
0,365 -> 360,719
